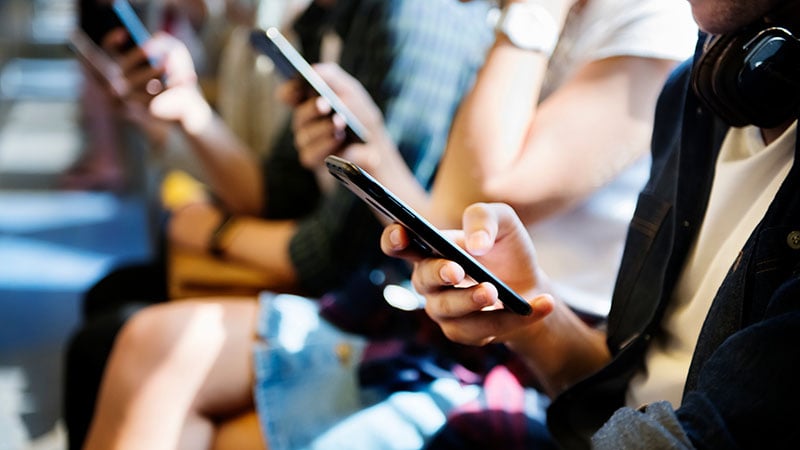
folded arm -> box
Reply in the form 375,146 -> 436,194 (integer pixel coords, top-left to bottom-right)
430,45 -> 679,226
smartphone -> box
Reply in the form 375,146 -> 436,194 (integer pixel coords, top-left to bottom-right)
79,0 -> 159,69
111,0 -> 153,48
68,28 -> 124,89
325,155 -> 533,316
80,0 -> 151,47
249,27 -> 369,144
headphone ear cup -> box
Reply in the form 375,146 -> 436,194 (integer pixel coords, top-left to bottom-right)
691,35 -> 721,114
692,27 -> 800,128
691,33 -> 755,127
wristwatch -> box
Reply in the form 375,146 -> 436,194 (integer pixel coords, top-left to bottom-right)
492,2 -> 559,56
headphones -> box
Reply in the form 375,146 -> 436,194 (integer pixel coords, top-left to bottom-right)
691,24 -> 800,128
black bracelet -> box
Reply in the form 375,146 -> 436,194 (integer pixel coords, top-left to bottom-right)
209,212 -> 235,258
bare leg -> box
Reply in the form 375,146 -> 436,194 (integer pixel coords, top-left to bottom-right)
83,298 -> 262,450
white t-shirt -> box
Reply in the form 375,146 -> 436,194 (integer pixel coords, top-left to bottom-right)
531,0 -> 699,317
626,122 -> 797,409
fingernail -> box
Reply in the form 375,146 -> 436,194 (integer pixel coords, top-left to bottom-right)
472,288 -> 493,307
389,228 -> 402,248
439,265 -> 454,284
467,230 -> 491,251
332,113 -> 346,128
316,97 -> 331,114
532,294 -> 553,312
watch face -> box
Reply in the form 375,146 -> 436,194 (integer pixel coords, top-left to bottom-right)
499,3 -> 558,54
507,8 -> 534,47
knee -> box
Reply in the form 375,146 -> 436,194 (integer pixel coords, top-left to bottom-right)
110,302 -> 210,374
112,301 -> 239,370
114,304 -> 180,357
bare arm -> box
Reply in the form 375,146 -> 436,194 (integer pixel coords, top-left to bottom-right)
168,201 -> 299,292
107,30 -> 265,214
286,9 -> 677,233
167,93 -> 266,215
430,40 -> 678,226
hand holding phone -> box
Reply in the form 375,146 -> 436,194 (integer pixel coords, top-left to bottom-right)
249,27 -> 369,144
325,155 -> 533,316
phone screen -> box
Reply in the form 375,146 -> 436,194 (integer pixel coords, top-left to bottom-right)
325,155 -> 533,316
249,27 -> 369,144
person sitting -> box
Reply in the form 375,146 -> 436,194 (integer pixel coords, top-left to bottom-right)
63,0 -> 221,192
74,0 -> 494,449
380,0 -> 800,447
286,0 -> 698,318
77,0 -> 701,449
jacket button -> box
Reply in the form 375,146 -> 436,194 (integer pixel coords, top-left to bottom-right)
787,231 -> 800,250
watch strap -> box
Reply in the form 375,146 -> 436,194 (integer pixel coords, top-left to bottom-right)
209,212 -> 236,258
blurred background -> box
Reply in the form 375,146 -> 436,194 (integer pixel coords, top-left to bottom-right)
0,0 -> 156,448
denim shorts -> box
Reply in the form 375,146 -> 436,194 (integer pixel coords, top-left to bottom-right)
252,292 -> 492,450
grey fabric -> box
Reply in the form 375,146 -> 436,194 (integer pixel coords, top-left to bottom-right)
592,401 -> 694,450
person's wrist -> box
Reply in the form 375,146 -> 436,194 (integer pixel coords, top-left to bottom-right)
208,211 -> 236,259
179,89 -> 213,135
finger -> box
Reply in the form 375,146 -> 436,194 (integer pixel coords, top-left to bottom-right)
296,115 -> 343,148
115,46 -> 152,74
276,79 -> 306,106
380,224 -> 430,262
126,90 -> 158,106
461,203 -> 521,256
422,279 -> 493,320
142,33 -> 197,87
292,96 -> 332,133
312,63 -> 357,96
296,130 -> 345,169
125,67 -> 167,97
436,295 -> 553,346
411,257 -> 467,297
100,28 -> 130,57
340,142 -> 380,172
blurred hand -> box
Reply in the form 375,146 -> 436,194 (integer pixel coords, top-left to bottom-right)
380,202 -> 555,346
101,29 -> 210,134
278,63 -> 393,172
168,201 -> 224,253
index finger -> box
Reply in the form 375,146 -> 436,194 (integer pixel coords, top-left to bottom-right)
292,96 -> 333,133
276,78 -> 308,106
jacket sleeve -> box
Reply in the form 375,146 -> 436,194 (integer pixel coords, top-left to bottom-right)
593,278 -> 800,450
674,279 -> 800,450
591,401 -> 694,449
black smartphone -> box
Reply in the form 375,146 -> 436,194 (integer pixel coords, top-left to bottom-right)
249,27 -> 369,144
68,28 -> 124,89
80,0 -> 156,62
81,0 -> 151,47
325,155 -> 533,316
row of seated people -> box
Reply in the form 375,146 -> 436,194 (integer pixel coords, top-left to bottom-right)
63,0 -> 800,449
